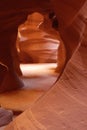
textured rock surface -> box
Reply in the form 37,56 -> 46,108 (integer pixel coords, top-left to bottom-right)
5,24 -> 87,130
17,12 -> 61,63
4,0 -> 87,130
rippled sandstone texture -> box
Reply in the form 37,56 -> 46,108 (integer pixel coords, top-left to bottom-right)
5,0 -> 87,129
17,12 -> 65,66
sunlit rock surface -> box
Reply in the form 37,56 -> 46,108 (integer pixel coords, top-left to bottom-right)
5,20 -> 87,130
0,0 -> 87,129
17,12 -> 61,63
5,30 -> 87,130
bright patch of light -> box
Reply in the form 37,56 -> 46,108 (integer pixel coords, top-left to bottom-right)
20,63 -> 57,77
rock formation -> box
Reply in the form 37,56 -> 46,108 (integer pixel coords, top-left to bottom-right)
0,0 -> 87,129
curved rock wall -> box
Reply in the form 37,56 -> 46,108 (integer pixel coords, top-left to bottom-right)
4,0 -> 87,130
51,0 -> 86,60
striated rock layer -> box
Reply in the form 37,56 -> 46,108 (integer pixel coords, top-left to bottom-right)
4,0 -> 87,130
